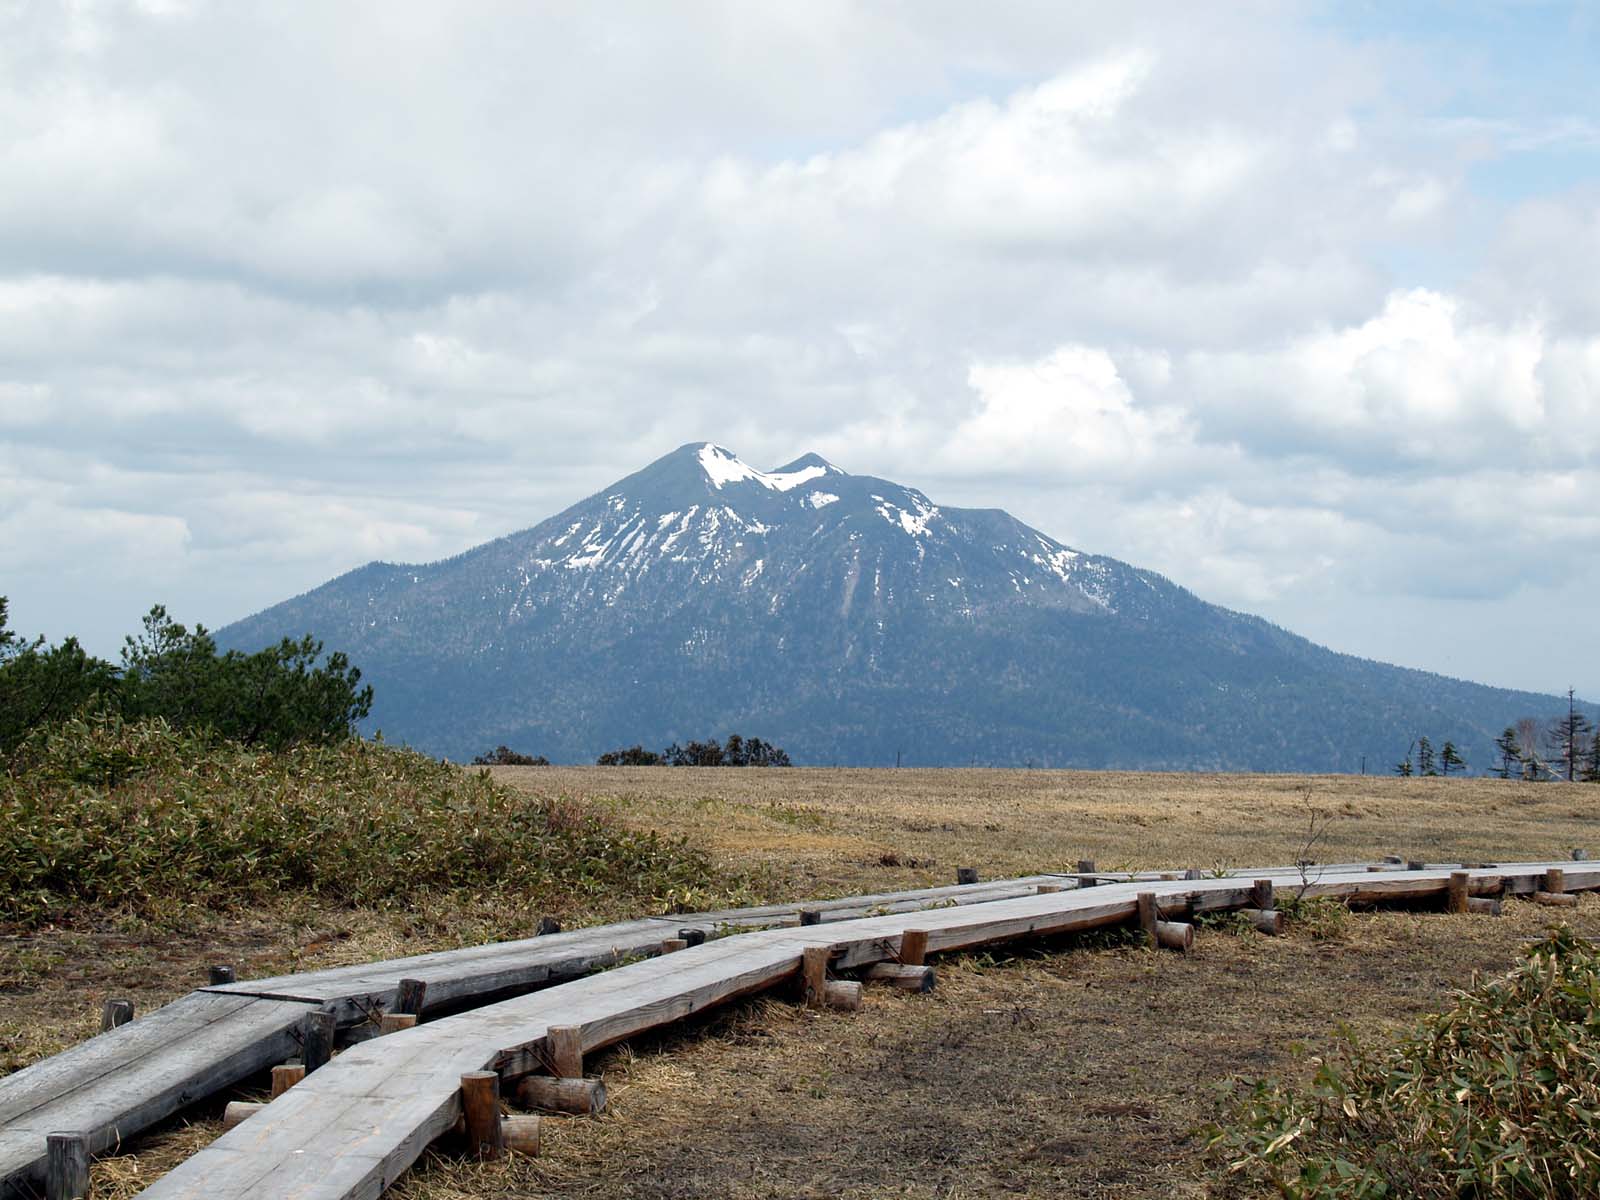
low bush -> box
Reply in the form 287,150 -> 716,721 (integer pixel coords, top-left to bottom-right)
0,714 -> 729,925
1208,925 -> 1600,1198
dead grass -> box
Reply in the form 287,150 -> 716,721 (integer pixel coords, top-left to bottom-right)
9,767 -> 1600,1199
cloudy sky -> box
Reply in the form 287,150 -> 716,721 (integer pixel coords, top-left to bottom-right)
3,1 -> 1598,700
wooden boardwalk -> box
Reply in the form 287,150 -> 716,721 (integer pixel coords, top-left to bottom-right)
0,873 -> 1067,1197
124,860 -> 1597,1200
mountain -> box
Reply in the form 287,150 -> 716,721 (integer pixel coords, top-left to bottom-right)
217,442 -> 1573,770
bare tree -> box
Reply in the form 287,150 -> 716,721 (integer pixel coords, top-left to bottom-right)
1517,716 -> 1546,780
1546,689 -> 1595,783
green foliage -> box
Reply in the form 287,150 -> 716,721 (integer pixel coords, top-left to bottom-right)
471,745 -> 550,766
1493,727 -> 1522,779
1277,893 -> 1351,941
0,714 -> 724,926
1208,926 -> 1600,1198
597,744 -> 665,766
119,606 -> 372,749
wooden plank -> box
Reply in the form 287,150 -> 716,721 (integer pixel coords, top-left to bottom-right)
1,995 -> 313,1198
130,861 -> 1591,1200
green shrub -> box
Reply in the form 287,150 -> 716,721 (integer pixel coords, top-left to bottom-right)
1208,925 -> 1600,1198
0,714 -> 730,925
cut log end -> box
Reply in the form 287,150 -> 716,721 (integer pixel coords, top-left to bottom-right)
1035,883 -> 1064,894
678,927 -> 708,946
379,1012 -> 418,1034
823,980 -> 863,1011
517,1075 -> 607,1115
1155,920 -> 1193,952
1466,896 -> 1502,917
863,962 -> 936,992
1533,890 -> 1579,907
222,1101 -> 265,1130
660,938 -> 689,954
1238,907 -> 1285,936
503,1114 -> 541,1157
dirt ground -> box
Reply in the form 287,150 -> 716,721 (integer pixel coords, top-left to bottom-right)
7,767 -> 1599,1199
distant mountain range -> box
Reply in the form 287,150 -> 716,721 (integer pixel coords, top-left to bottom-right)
217,442 -> 1572,770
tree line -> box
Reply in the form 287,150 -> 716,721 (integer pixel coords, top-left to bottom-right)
0,598 -> 372,759
1399,690 -> 1599,781
597,733 -> 792,767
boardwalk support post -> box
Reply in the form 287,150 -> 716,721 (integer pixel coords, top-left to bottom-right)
1137,892 -> 1158,949
1447,872 -> 1470,914
208,965 -> 235,986
547,1025 -> 583,1078
302,1010 -> 336,1074
956,867 -> 979,885
379,1013 -> 417,1034
1251,880 -> 1274,911
46,1132 -> 89,1200
100,999 -> 134,1031
271,1063 -> 305,1097
396,978 -> 427,1017
898,929 -> 928,966
660,938 -> 689,954
223,1101 -> 264,1130
802,946 -> 830,1009
459,1072 -> 503,1161
678,928 -> 708,946
1076,860 -> 1097,887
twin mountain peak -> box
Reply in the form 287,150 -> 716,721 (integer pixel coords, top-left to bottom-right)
218,441 -> 1555,770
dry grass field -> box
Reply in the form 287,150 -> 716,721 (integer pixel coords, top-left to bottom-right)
8,766 -> 1600,1198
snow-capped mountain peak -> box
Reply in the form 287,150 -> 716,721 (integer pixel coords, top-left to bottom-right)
695,443 -> 840,492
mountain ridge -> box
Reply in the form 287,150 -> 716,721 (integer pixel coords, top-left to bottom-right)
216,441 -> 1578,770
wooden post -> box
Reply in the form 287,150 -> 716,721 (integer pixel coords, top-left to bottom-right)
801,946 -> 829,1009
379,1013 -> 417,1034
660,938 -> 689,954
517,1076 -> 607,1115
1251,879 -> 1273,910
546,1025 -> 583,1078
956,866 -> 979,885
208,965 -> 235,986
502,1114 -> 540,1157
459,1072 -> 503,1161
798,909 -> 821,926
46,1132 -> 89,1200
222,1101 -> 264,1130
1383,854 -> 1404,864
1136,892 -> 1158,950
1036,883 -> 1064,894
678,928 -> 707,946
1573,849 -> 1590,862
1183,867 -> 1203,880
1543,867 -> 1566,894
100,999 -> 134,1031
301,1010 -> 336,1074
1155,921 -> 1193,951
1076,859 -> 1095,875
823,980 -> 862,1011
536,916 -> 562,936
1446,872 -> 1470,914
396,978 -> 427,1016
270,1063 -> 305,1098
863,962 -> 936,992
898,929 -> 928,966
1407,860 -> 1425,871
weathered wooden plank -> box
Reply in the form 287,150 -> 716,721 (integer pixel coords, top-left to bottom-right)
1,995 -> 313,1198
131,862 -> 1590,1200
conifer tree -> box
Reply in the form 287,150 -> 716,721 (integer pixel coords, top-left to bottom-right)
1493,727 -> 1522,779
1440,740 -> 1465,775
1417,736 -> 1437,777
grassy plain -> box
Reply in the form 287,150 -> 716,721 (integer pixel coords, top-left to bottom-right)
7,765 -> 1600,1198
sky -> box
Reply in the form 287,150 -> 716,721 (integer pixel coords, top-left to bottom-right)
2,1 -> 1598,701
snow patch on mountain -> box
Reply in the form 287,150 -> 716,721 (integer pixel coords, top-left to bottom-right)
697,443 -> 831,492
